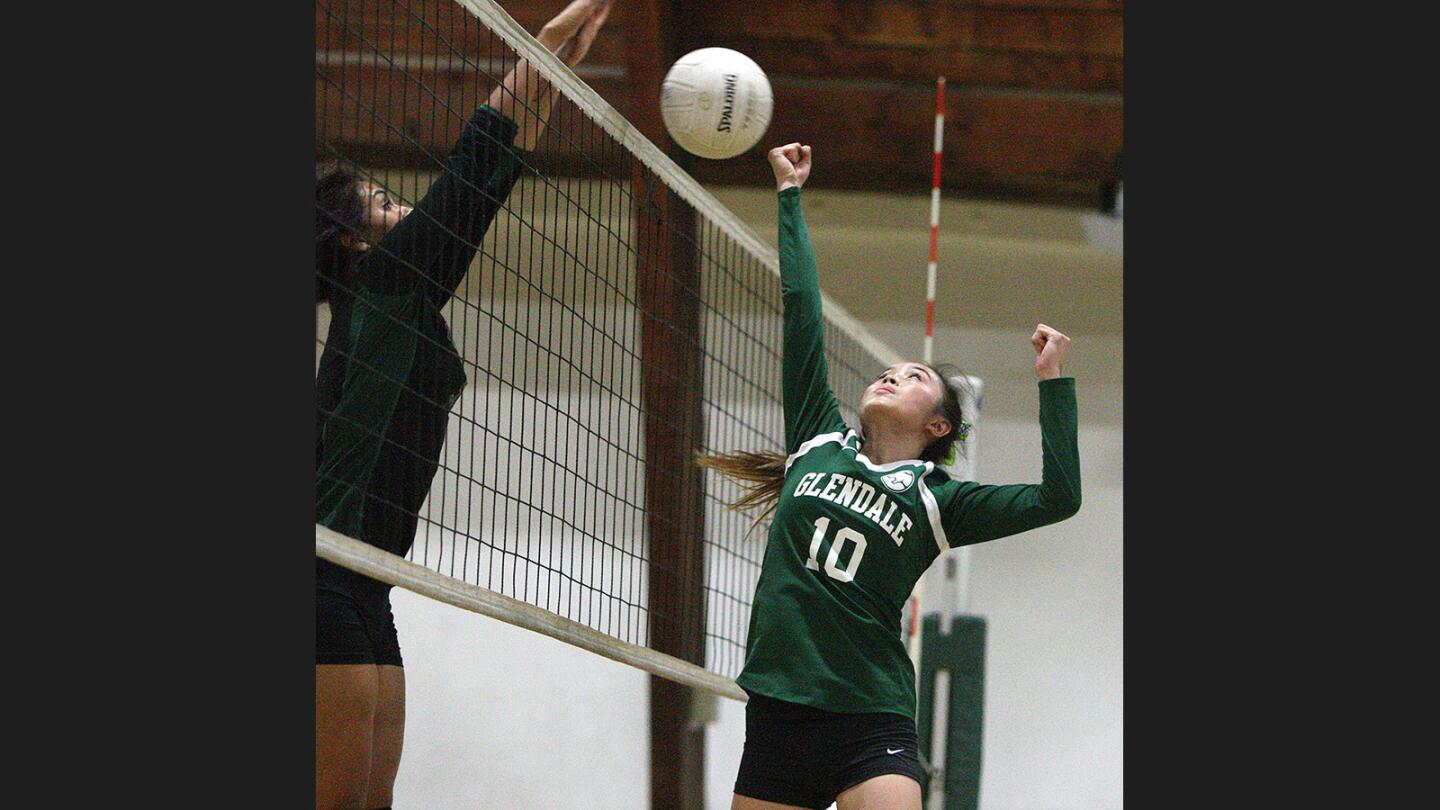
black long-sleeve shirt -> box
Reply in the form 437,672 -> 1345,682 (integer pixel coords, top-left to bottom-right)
316,105 -> 527,590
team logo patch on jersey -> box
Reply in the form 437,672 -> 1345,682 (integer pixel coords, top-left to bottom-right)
881,469 -> 915,493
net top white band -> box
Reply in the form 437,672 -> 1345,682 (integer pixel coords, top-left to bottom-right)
317,525 -> 749,701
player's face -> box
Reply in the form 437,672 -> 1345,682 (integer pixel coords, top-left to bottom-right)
860,362 -> 948,436
359,181 -> 412,244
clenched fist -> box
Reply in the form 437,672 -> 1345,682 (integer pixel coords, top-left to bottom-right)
1031,323 -> 1071,380
768,143 -> 811,192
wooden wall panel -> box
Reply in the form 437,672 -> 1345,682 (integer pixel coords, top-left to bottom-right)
315,0 -> 1123,206
318,70 -> 1116,171
686,38 -> 1121,93
316,67 -> 632,142
317,71 -> 1118,204
679,0 -> 1121,56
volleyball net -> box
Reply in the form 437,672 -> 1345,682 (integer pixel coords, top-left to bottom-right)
314,0 -> 904,698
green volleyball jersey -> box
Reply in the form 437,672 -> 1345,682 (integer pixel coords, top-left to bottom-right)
734,187 -> 1081,719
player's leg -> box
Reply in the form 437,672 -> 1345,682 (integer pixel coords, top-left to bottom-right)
363,665 -> 406,808
731,793 -> 815,810
831,709 -> 924,810
834,774 -> 922,810
316,664 -> 379,809
317,585 -> 387,808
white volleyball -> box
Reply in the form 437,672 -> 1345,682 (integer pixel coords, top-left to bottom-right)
659,48 -> 774,160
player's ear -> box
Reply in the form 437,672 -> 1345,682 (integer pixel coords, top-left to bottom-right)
926,416 -> 951,440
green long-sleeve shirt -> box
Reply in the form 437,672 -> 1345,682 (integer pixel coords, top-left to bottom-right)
316,105 -> 528,587
734,187 -> 1082,718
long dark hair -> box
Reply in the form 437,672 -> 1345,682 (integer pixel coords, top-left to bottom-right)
315,159 -> 366,304
697,363 -> 973,529
922,362 -> 973,466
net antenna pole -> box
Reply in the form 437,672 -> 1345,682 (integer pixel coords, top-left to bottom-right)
923,76 -> 977,622
923,77 -> 944,370
913,79 -> 989,810
907,76 -> 947,669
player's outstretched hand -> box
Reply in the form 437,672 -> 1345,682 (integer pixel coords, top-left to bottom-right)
768,143 -> 812,192
1031,323 -> 1071,380
538,0 -> 612,67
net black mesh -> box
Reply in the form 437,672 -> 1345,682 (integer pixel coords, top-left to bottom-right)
315,0 -> 892,681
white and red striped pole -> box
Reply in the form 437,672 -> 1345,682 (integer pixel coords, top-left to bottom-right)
907,76 -> 947,669
923,76 -> 945,366
922,78 -> 956,810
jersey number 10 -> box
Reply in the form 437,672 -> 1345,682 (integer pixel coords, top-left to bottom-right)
804,517 -> 868,583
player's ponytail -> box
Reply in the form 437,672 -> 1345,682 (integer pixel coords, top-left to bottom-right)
694,449 -> 788,532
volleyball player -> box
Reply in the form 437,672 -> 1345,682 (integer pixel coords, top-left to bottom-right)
700,143 -> 1082,810
313,2 -> 612,808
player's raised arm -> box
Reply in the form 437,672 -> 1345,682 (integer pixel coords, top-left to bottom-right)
490,0 -> 613,151
364,0 -> 613,305
941,325 -> 1080,547
772,143 -> 844,454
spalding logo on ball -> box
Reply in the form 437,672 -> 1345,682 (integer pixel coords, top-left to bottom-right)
660,48 -> 773,160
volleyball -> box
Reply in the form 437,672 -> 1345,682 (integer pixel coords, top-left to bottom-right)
660,48 -> 773,159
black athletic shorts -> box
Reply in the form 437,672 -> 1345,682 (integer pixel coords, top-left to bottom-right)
316,561 -> 403,667
734,691 -> 925,809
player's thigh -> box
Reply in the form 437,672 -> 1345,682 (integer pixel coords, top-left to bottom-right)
731,793 -> 815,810
364,665 -> 406,807
316,664 -> 380,809
835,773 -> 922,810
